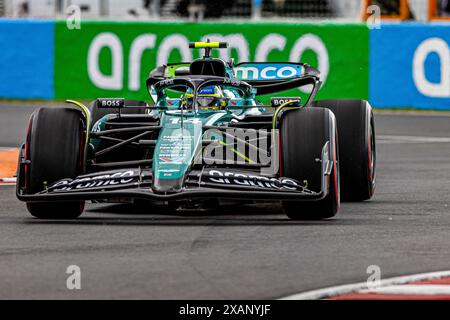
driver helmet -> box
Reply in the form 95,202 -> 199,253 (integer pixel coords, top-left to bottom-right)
182,86 -> 227,110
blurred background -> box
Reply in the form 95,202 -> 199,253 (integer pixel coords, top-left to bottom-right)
1,0 -> 449,21
0,0 -> 448,110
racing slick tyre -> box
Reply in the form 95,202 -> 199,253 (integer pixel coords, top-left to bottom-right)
89,99 -> 147,126
25,108 -> 85,219
312,100 -> 376,201
280,107 -> 340,220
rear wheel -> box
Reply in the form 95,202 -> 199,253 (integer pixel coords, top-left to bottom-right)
25,108 -> 85,219
313,100 -> 376,201
280,107 -> 340,220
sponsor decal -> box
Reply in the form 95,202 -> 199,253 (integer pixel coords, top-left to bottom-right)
158,132 -> 194,165
97,98 -> 125,108
223,78 -> 242,86
199,86 -> 215,94
234,63 -> 304,81
159,78 -> 174,86
54,23 -> 369,102
49,170 -> 136,192
270,97 -> 301,107
205,170 -> 303,191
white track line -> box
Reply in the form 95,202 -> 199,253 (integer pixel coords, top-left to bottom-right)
378,135 -> 450,144
0,177 -> 16,185
359,285 -> 450,295
374,110 -> 450,117
280,270 -> 450,300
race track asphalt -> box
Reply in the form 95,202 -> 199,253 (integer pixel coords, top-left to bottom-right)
1,102 -> 450,299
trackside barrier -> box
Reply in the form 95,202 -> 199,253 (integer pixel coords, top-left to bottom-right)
0,20 -> 448,109
370,23 -> 450,110
53,21 -> 369,102
0,19 -> 54,99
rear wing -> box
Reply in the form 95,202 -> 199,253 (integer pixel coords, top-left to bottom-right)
233,62 -> 321,95
146,62 -> 321,96
147,63 -> 190,87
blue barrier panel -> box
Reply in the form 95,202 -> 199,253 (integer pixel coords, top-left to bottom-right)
370,23 -> 450,110
0,19 -> 54,99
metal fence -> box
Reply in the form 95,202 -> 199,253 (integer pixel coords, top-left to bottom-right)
1,0 -> 447,21
0,0 -> 362,20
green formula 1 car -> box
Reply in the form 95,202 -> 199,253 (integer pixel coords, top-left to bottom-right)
16,41 -> 376,220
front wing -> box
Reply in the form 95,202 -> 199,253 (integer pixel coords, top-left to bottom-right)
16,142 -> 332,203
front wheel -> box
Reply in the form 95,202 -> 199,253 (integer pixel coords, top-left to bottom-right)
280,107 -> 340,220
25,107 -> 85,219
